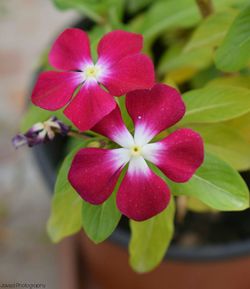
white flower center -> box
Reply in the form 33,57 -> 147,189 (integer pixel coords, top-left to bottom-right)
83,63 -> 103,82
111,127 -> 162,175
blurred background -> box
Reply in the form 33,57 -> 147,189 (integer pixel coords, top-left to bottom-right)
0,1 -> 78,287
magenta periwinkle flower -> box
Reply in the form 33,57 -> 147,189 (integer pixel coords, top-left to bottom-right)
68,84 -> 204,221
31,29 -> 155,131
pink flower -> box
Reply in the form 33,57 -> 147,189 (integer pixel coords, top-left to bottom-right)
31,29 -> 155,131
68,84 -> 204,221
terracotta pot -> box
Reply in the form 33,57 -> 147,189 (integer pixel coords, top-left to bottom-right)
79,232 -> 250,289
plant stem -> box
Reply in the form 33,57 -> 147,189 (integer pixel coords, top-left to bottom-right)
67,130 -> 89,139
196,0 -> 214,18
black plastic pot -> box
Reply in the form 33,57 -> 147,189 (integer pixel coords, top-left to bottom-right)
33,134 -> 250,262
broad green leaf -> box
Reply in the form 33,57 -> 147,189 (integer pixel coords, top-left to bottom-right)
158,46 -> 212,77
52,0 -> 125,24
210,78 -> 250,144
53,0 -> 104,22
129,198 -> 175,273
132,0 -> 201,42
180,85 -> 250,125
190,123 -> 250,170
21,104 -> 75,132
171,152 -> 249,211
225,113 -> 250,143
215,3 -> 250,71
190,66 -> 220,89
126,0 -> 153,13
47,146 -> 83,242
130,0 -> 245,42
82,192 -> 121,244
187,197 -> 217,213
207,75 -> 250,89
184,10 -> 237,52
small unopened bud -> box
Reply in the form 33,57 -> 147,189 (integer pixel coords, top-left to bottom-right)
12,116 -> 70,149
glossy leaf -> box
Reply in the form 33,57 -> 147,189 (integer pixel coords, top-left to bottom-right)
184,10 -> 237,52
190,123 -> 250,171
158,46 -> 212,77
215,4 -> 250,71
126,0 -> 153,14
226,113 -> 250,143
82,192 -> 121,244
52,0 -> 124,24
171,152 -> 249,211
131,0 -> 245,42
47,146 -> 84,242
134,0 -> 201,41
129,198 -> 175,273
180,85 -> 250,125
207,75 -> 250,89
187,197 -> 217,213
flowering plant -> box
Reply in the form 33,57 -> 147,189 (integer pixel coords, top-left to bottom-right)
14,0 -> 250,272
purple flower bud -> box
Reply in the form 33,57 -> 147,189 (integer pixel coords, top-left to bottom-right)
12,116 -> 70,149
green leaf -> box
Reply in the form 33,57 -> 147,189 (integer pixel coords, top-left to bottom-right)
225,113 -> 250,143
130,0 -> 245,43
52,0 -> 124,24
187,197 -> 216,213
190,123 -> 250,170
47,146 -> 83,242
126,0 -> 153,13
180,85 -> 250,125
81,167 -> 125,243
52,0 -> 105,23
215,3 -> 250,72
158,46 -> 212,76
131,0 -> 201,42
184,10 -> 238,52
129,198 -> 175,273
207,75 -> 250,89
171,152 -> 249,211
82,192 -> 121,244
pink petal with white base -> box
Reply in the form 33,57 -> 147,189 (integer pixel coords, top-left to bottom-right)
101,54 -> 155,96
93,105 -> 134,147
126,84 -> 186,143
116,157 -> 170,221
64,83 -> 116,131
49,28 -> 92,71
97,30 -> 143,65
68,148 -> 129,204
150,129 -> 204,183
31,71 -> 82,110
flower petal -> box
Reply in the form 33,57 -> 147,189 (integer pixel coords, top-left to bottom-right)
126,83 -> 186,143
64,83 -> 116,131
147,129 -> 204,183
97,30 -> 143,66
68,148 -> 129,204
101,54 -> 155,96
93,105 -> 134,148
49,28 -> 92,71
31,71 -> 82,110
116,157 -> 170,221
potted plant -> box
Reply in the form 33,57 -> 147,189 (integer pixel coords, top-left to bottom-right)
13,0 -> 250,288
